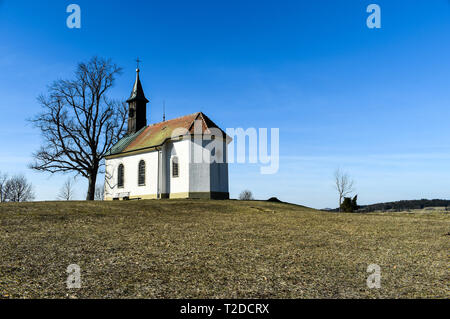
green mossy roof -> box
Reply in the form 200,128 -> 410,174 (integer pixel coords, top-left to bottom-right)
106,112 -> 229,157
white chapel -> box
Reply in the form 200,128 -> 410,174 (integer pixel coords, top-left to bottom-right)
104,68 -> 231,200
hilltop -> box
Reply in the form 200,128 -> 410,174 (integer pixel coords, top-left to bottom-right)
0,200 -> 448,298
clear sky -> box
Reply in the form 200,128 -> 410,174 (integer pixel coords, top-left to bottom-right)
0,0 -> 449,208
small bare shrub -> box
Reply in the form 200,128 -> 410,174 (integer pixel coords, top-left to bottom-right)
57,178 -> 76,201
239,190 -> 254,201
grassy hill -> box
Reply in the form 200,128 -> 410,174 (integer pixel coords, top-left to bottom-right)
0,200 -> 448,299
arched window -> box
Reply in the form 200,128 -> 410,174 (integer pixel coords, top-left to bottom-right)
118,164 -> 124,188
138,160 -> 146,186
172,157 -> 179,178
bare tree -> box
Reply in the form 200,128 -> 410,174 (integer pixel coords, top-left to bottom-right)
334,169 -> 355,212
239,190 -> 254,201
57,178 -> 76,201
95,184 -> 104,201
30,57 -> 127,200
0,171 -> 8,203
4,175 -> 35,202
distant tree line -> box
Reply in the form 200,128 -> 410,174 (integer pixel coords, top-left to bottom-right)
326,199 -> 450,213
358,199 -> 450,212
0,172 -> 35,203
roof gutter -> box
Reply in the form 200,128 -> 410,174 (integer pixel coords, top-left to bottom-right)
105,138 -> 170,160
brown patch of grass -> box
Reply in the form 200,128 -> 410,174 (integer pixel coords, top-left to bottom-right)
0,200 -> 448,299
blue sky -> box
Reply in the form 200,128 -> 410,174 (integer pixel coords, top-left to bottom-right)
0,0 -> 449,208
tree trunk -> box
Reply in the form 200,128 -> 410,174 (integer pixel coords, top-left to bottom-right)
339,196 -> 342,213
86,170 -> 98,201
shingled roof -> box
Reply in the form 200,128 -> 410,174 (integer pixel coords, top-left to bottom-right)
106,112 -> 230,157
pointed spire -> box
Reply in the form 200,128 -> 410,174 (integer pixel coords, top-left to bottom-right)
126,67 -> 149,103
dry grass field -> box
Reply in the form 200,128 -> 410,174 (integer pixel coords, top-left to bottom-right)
0,200 -> 448,299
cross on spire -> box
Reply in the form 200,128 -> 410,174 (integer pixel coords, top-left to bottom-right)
136,57 -> 142,71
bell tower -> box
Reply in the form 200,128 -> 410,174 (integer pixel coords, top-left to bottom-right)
126,64 -> 149,135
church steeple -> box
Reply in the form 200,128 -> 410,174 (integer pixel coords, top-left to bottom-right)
126,66 -> 149,135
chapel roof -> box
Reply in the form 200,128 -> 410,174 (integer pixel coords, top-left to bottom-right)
106,112 -> 230,157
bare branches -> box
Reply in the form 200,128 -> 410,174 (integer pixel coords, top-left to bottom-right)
0,171 -> 8,202
334,169 -> 355,212
57,178 -> 76,201
3,175 -> 35,202
239,190 -> 254,201
30,57 -> 126,200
